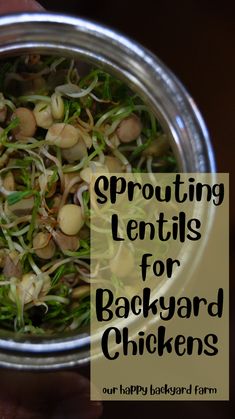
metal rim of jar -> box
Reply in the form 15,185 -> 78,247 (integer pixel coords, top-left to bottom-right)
0,13 -> 216,369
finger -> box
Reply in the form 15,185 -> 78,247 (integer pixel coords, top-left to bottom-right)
0,0 -> 44,13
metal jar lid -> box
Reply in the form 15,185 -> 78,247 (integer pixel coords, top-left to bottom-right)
0,13 -> 216,369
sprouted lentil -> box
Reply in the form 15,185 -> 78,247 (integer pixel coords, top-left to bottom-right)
0,55 -> 177,334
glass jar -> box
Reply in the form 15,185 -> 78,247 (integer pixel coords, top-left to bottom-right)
0,12 -> 216,369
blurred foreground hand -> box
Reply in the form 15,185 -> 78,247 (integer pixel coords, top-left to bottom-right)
0,0 -> 44,13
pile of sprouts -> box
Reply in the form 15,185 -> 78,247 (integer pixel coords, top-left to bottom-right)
0,55 -> 176,334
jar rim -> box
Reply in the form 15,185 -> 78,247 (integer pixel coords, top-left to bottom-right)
0,12 -> 216,369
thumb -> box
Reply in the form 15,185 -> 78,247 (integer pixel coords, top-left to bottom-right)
0,0 -> 44,13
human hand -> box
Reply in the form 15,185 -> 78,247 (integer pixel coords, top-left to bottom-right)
0,0 -> 44,13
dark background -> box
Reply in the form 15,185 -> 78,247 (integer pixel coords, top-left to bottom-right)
40,0 -> 234,417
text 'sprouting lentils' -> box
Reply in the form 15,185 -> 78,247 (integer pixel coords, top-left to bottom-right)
0,55 -> 177,334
